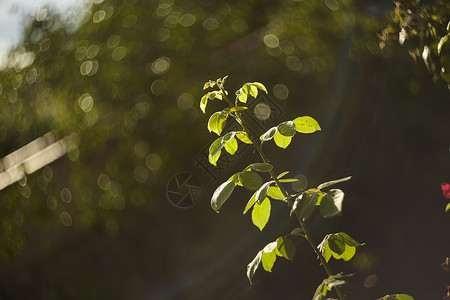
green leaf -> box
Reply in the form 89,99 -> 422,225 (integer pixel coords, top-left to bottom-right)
341,245 -> 356,261
319,189 -> 344,218
209,137 -> 224,157
274,131 -> 292,148
221,75 -> 228,84
328,235 -> 346,257
249,84 -> 258,98
211,180 -> 236,212
446,202 -> 450,213
260,127 -> 277,141
278,121 -> 296,136
228,172 -> 241,184
222,131 -> 236,143
247,250 -> 262,285
293,116 -> 321,133
255,181 -> 272,204
249,162 -> 273,172
236,131 -> 252,144
317,176 -> 351,190
239,171 -> 263,191
230,106 -> 248,112
200,93 -> 209,113
224,137 -> 238,155
251,82 -> 268,94
208,150 -> 221,166
243,191 -> 257,214
236,85 -> 249,103
338,232 -> 364,247
252,197 -> 271,231
209,90 -> 222,100
275,237 -> 296,260
267,186 -> 285,200
277,171 -> 289,179
203,81 -> 210,90
261,248 -> 277,272
207,111 -> 228,136
278,178 -> 299,183
297,192 -> 318,220
323,243 -> 332,262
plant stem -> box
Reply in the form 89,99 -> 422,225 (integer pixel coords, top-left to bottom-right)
220,85 -> 345,300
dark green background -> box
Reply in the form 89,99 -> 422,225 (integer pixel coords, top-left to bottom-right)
0,0 -> 448,299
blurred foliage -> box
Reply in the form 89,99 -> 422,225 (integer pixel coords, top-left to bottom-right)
380,0 -> 450,88
0,0 -> 385,261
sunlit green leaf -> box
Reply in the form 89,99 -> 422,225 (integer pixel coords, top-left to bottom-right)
249,162 -> 273,172
236,88 -> 248,103
267,186 -> 285,200
261,248 -> 276,272
338,232 -> 364,247
255,181 -> 272,204
260,127 -> 277,141
446,203 -> 450,213
252,197 -> 271,231
207,111 -> 228,136
275,237 -> 295,260
222,131 -> 236,143
319,189 -> 344,218
278,120 -> 296,136
277,171 -> 289,179
208,150 -> 221,166
293,116 -> 321,133
222,75 -> 228,85
323,243 -> 332,262
278,178 -> 299,183
274,131 -> 292,148
224,137 -> 238,155
239,171 -> 262,191
200,93 -> 209,113
209,90 -> 222,100
341,245 -> 356,261
236,131 -> 253,144
317,176 -> 351,190
211,180 -> 236,212
243,191 -> 257,215
247,250 -> 262,285
328,235 -> 346,256
209,137 -> 224,157
230,106 -> 248,112
228,172 -> 241,184
249,84 -> 258,98
251,82 -> 268,93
